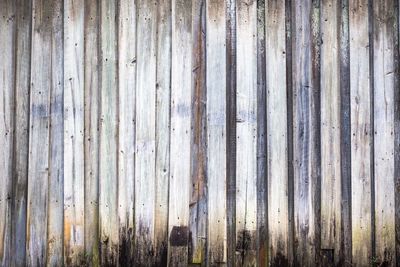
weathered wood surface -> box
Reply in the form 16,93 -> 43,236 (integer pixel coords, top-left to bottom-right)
0,0 -> 399,266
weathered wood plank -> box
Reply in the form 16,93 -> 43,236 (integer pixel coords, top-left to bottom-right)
373,0 -> 397,265
190,0 -> 207,265
117,0 -> 136,265
0,1 -> 15,266
168,0 -> 192,265
349,0 -> 372,265
155,0 -> 171,264
266,1 -> 289,265
84,0 -> 100,264
320,0 -> 341,264
226,0 -> 237,265
134,0 -> 157,265
27,1 -> 64,265
99,0 -> 118,264
206,0 -> 227,264
291,0 -> 321,265
236,0 -> 258,265
11,0 -> 31,266
64,0 -> 85,264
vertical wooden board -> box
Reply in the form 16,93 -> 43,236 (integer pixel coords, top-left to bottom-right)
236,0 -> 257,265
373,0 -> 397,265
99,0 -> 118,265
349,0 -> 372,265
168,0 -> 192,265
256,0 -> 267,265
46,0 -> 64,265
226,0 -> 237,265
320,0 -> 341,261
27,1 -> 63,265
155,0 -> 171,264
0,1 -> 15,266
190,0 -> 207,265
118,0 -> 136,264
291,0 -> 320,265
266,1 -> 289,265
11,0 -> 31,266
64,0 -> 85,265
84,0 -> 100,264
339,0 -> 352,265
134,0 -> 157,265
206,0 -> 227,264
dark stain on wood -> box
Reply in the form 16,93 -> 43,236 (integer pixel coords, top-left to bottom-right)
169,226 -> 189,247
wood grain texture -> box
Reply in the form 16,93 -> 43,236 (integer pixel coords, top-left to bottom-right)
373,0 -> 397,265
266,1 -> 289,265
236,0 -> 258,265
291,0 -> 321,265
134,0 -> 157,265
11,0 -> 31,266
64,0 -> 85,265
99,0 -> 118,264
206,0 -> 227,264
349,0 -> 373,265
118,0 -> 136,264
320,0 -> 341,264
83,0 -> 100,264
168,0 -> 192,265
155,0 -> 171,265
0,1 -> 15,266
190,0 -> 207,265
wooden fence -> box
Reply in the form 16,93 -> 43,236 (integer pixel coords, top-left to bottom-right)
0,0 -> 399,266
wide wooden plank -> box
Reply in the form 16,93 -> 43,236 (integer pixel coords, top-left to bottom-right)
291,0 -> 321,265
373,0 -> 397,265
99,0 -> 118,264
349,0 -> 372,265
189,0 -> 207,264
206,0 -> 227,264
168,0 -> 192,265
134,0 -> 157,265
11,0 -> 31,266
236,0 -> 258,265
64,0 -> 85,265
117,0 -> 136,265
266,1 -> 289,265
27,1 -> 64,265
84,0 -> 100,264
0,1 -> 15,266
320,0 -> 341,263
154,0 -> 171,264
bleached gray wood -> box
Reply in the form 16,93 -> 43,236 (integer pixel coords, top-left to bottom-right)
320,0 -> 341,261
155,0 -> 171,264
266,1 -> 289,265
118,0 -> 136,264
235,0 -> 258,265
11,0 -> 31,265
168,0 -> 192,265
349,0 -> 372,265
64,0 -> 85,265
0,1 -> 15,266
373,0 -> 396,265
99,0 -> 118,264
206,0 -> 227,264
134,0 -> 157,265
84,0 -> 100,264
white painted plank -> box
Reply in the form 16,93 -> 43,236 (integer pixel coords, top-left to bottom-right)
63,0 -> 85,264
349,0 -> 372,265
134,0 -> 157,265
236,0 -> 258,265
168,0 -> 192,265
266,0 -> 289,264
206,0 -> 227,264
